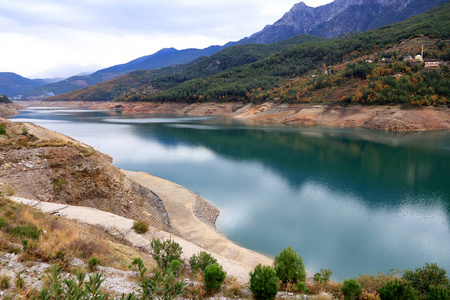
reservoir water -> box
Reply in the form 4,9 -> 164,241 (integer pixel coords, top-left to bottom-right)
11,107 -> 450,280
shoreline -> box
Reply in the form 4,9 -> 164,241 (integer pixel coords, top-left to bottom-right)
1,117 -> 272,282
13,100 -> 450,132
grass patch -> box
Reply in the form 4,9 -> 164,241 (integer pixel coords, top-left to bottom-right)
0,125 -> 6,135
133,220 -> 149,234
0,274 -> 10,289
52,178 -> 68,187
9,223 -> 41,240
3,184 -> 15,196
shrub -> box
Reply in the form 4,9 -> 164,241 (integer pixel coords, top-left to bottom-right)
129,257 -> 187,299
133,220 -> 149,234
273,245 -> 306,284
150,238 -> 182,270
189,251 -> 217,273
3,184 -> 15,196
204,263 -> 226,292
170,259 -> 182,276
9,223 -> 40,240
379,279 -> 418,300
15,274 -> 25,290
0,125 -> 6,135
0,274 -> 10,289
88,257 -> 99,272
0,217 -> 7,228
403,263 -> 449,298
356,273 -> 399,295
426,285 -> 450,300
297,282 -> 310,294
250,264 -> 279,300
341,279 -> 362,300
314,268 -> 332,283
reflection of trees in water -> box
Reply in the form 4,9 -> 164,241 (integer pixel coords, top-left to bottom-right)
131,121 -> 450,211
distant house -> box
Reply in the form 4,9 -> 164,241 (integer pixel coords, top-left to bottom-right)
415,55 -> 423,61
424,60 -> 442,68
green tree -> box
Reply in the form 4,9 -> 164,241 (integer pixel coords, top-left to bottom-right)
403,263 -> 449,298
273,245 -> 306,284
341,279 -> 362,300
150,238 -> 182,270
204,263 -> 226,292
250,264 -> 279,300
379,279 -> 418,300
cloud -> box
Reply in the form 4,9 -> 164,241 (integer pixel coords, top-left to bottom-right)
0,0 -> 333,77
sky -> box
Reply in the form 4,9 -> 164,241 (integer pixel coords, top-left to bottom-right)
0,0 -> 333,78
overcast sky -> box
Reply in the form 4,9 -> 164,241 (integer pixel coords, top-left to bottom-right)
0,0 -> 333,78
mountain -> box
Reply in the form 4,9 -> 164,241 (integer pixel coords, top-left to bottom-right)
46,35 -> 323,101
17,0 -> 448,100
238,0 -> 448,43
20,46 -> 225,100
0,72 -> 48,97
125,2 -> 450,105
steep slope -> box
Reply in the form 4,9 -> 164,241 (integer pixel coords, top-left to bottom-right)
239,0 -> 448,43
0,72 -> 48,97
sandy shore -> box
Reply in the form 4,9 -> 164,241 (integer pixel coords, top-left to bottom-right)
9,169 -> 273,282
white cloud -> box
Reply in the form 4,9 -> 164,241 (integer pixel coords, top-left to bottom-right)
0,0 -> 333,77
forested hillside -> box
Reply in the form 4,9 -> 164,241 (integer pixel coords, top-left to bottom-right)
138,2 -> 449,105
48,3 -> 450,106
47,35 -> 322,101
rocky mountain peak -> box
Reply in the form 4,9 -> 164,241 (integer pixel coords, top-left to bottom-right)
239,0 -> 446,42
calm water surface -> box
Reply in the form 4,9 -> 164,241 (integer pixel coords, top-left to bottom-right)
11,107 -> 450,279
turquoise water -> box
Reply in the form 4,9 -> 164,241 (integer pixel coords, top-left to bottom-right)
11,107 -> 450,280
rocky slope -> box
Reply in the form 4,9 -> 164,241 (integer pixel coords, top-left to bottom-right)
0,119 -> 170,231
0,102 -> 22,117
240,0 -> 447,42
86,101 -> 450,132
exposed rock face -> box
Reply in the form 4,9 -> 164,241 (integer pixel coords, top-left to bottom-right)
240,0 -> 447,42
0,119 -> 171,231
0,102 -> 22,117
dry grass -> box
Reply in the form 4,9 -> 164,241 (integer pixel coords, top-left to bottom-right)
0,196 -> 155,271
311,292 -> 334,300
3,184 -> 15,196
0,273 -> 11,289
356,273 -> 398,293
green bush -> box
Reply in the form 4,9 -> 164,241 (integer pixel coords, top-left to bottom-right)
15,274 -> 25,290
88,257 -> 99,272
0,217 -> 7,228
0,125 -> 6,135
204,263 -> 226,292
379,279 -> 418,300
426,285 -> 450,300
132,220 -> 149,234
403,263 -> 449,298
250,264 -> 279,300
9,223 -> 40,240
150,238 -> 182,270
189,251 -> 217,273
314,268 -> 332,283
273,245 -> 306,284
341,279 -> 362,300
170,259 -> 182,276
129,257 -> 187,299
297,281 -> 311,294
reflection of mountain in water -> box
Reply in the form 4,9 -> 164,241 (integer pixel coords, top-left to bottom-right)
128,118 -> 450,210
